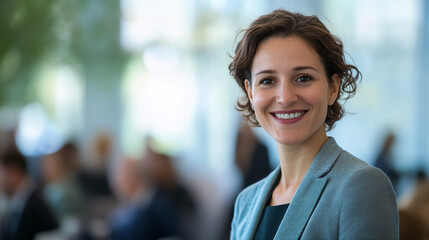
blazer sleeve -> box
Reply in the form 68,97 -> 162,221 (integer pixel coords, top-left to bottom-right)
339,166 -> 399,240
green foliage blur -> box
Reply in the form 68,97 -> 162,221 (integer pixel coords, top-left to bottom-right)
0,0 -> 127,106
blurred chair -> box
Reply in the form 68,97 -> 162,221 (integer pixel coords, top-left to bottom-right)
110,157 -> 180,240
400,180 -> 429,239
399,209 -> 425,240
0,148 -> 59,240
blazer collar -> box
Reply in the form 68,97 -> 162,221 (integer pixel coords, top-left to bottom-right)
306,137 -> 343,178
245,138 -> 343,240
275,137 -> 343,240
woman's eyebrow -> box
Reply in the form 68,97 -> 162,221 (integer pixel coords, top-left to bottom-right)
254,69 -> 277,76
255,66 -> 318,76
293,66 -> 318,72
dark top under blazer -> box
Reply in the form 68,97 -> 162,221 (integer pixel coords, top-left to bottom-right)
230,138 -> 399,240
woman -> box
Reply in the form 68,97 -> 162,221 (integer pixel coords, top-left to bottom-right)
229,9 -> 398,240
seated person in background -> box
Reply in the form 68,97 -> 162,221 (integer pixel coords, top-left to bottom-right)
144,138 -> 197,240
42,143 -> 84,222
77,133 -> 114,199
110,157 -> 179,240
234,123 -> 271,189
0,148 -> 58,240
76,134 -> 117,239
374,132 -> 399,191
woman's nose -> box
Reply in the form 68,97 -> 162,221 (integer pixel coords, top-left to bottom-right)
276,82 -> 298,105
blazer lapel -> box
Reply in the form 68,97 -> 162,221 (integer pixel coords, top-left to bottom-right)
274,138 -> 342,240
274,177 -> 328,240
244,167 -> 282,240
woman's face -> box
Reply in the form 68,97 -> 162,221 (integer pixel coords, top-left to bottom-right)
245,36 -> 339,146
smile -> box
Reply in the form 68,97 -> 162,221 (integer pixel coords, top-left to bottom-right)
274,111 -> 306,120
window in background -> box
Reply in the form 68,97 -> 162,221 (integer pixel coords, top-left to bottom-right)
323,0 -> 423,173
120,0 -> 428,176
121,47 -> 197,156
120,0 -> 240,171
15,65 -> 83,156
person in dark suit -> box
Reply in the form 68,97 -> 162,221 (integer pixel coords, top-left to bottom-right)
229,9 -> 398,239
143,140 -> 197,240
374,132 -> 399,191
0,148 -> 59,240
234,123 -> 271,189
110,157 -> 179,240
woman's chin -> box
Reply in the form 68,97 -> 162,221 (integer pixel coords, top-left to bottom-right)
272,135 -> 305,146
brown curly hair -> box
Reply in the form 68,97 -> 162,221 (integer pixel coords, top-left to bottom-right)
229,9 -> 361,131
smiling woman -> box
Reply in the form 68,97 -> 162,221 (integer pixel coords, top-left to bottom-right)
229,9 -> 399,240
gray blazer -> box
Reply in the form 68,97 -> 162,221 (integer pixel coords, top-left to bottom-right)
231,138 -> 398,240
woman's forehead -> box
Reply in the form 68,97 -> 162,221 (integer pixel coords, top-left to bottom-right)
251,36 -> 324,75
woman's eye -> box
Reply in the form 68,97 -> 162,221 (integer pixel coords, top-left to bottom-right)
259,78 -> 274,85
296,75 -> 312,83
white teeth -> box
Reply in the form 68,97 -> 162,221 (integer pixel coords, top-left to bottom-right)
275,112 -> 304,120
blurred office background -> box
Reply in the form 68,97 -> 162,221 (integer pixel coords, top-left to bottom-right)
0,0 -> 428,239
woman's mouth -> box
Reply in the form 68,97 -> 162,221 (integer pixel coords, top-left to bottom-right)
273,111 -> 307,120
270,110 -> 308,124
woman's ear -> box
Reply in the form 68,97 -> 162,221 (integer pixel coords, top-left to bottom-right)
329,74 -> 340,106
244,79 -> 253,105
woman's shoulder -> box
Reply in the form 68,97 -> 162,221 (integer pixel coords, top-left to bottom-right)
333,149 -> 384,177
331,151 -> 399,239
332,149 -> 395,196
336,150 -> 369,169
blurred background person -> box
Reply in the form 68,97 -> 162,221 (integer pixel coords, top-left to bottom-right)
234,123 -> 271,190
374,131 -> 400,191
41,142 -> 84,238
77,133 -> 116,240
0,148 -> 58,240
223,123 -> 271,239
143,137 -> 197,240
110,156 -> 180,240
0,129 -> 16,223
77,132 -> 114,200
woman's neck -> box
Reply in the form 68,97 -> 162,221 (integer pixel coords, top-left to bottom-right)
277,126 -> 328,190
270,127 -> 328,206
